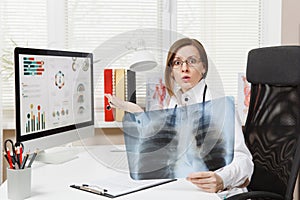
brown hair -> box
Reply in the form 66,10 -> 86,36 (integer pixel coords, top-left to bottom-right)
164,38 -> 208,97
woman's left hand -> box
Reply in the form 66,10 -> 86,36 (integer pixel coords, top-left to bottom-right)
186,171 -> 224,193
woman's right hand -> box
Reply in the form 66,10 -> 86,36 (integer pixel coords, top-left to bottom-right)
104,94 -> 144,113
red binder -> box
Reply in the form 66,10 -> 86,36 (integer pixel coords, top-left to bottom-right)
104,69 -> 114,121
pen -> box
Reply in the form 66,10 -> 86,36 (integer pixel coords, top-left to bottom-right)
27,151 -> 38,168
4,152 -> 13,169
15,147 -> 20,168
20,153 -> 29,169
13,148 -> 20,169
6,148 -> 14,169
19,146 -> 23,165
11,155 -> 17,167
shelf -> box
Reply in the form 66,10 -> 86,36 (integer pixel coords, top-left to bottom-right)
94,121 -> 123,128
94,110 -> 123,128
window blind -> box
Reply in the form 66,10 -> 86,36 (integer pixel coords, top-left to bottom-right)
176,0 -> 262,100
0,0 -> 264,126
0,0 -> 48,112
65,0 -> 163,121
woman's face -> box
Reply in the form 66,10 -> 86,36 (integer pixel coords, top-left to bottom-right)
171,45 -> 206,93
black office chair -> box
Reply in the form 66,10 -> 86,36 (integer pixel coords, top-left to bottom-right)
227,46 -> 300,200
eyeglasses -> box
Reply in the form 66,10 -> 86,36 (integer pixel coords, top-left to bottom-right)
171,56 -> 202,69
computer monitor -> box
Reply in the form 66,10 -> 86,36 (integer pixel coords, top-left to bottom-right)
14,47 -> 94,163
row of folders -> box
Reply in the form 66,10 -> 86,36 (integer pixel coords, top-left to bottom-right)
104,69 -> 136,122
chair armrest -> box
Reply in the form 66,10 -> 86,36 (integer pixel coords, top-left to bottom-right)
226,191 -> 284,200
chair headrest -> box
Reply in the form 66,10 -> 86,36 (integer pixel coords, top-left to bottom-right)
247,46 -> 300,85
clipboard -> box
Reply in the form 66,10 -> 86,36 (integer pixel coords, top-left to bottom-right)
70,174 -> 176,198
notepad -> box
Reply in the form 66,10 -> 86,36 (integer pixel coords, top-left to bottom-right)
71,173 -> 176,198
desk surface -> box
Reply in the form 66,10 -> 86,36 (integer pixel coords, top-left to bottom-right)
0,145 -> 221,200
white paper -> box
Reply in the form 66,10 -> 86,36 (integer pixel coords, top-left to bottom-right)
89,173 -> 173,197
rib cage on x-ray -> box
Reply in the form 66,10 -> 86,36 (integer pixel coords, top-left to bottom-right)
123,96 -> 235,180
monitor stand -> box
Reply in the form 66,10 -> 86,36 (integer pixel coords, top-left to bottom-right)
35,146 -> 80,164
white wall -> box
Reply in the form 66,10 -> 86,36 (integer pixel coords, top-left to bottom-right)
281,0 -> 300,45
261,0 -> 282,46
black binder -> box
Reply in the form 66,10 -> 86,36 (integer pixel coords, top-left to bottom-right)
127,70 -> 136,103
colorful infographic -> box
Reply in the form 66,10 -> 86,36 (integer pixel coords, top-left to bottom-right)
26,104 -> 46,133
23,57 -> 45,76
19,54 -> 92,136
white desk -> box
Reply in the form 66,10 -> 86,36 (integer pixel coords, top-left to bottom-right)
0,145 -> 221,200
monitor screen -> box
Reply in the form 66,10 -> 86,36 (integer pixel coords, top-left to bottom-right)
14,47 -> 94,154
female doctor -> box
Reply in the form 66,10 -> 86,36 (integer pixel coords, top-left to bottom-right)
105,38 -> 253,196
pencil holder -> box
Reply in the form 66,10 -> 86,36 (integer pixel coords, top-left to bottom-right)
7,167 -> 31,200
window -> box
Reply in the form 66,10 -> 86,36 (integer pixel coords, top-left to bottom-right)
65,0 -> 164,122
176,0 -> 262,98
1,0 -> 280,126
0,0 -> 47,126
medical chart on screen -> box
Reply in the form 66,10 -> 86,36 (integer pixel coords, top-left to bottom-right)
123,96 -> 235,180
19,55 -> 92,136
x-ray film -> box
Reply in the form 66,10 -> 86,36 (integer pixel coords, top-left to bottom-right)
123,96 -> 235,180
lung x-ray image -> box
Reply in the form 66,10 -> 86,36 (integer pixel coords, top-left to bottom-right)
123,96 -> 235,180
